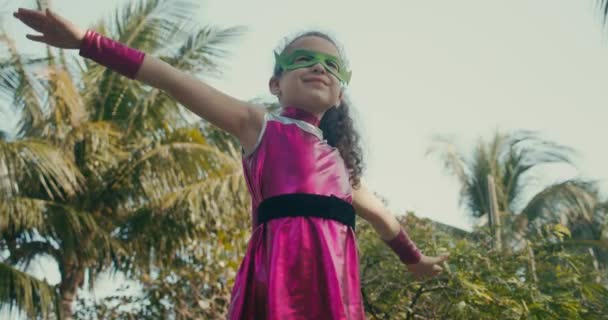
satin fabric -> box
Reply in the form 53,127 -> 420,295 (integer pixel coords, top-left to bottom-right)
79,30 -> 145,79
228,107 -> 366,319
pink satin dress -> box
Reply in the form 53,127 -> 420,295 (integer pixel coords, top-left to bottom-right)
228,107 -> 366,319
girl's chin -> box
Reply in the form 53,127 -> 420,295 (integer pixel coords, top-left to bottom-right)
302,94 -> 335,107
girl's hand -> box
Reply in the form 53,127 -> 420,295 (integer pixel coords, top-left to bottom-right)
13,8 -> 86,49
407,253 -> 449,279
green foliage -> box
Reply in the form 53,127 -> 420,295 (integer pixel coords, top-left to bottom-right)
0,263 -> 59,319
81,213 -> 607,320
428,131 -> 608,270
75,224 -> 250,319
2,0 -> 608,319
0,0 -> 247,318
358,214 -> 608,320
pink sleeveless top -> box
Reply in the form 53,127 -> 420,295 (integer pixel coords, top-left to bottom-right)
229,106 -> 365,320
242,106 -> 353,228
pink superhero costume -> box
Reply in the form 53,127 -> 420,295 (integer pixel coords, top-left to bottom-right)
227,107 -> 366,320
77,30 -> 422,320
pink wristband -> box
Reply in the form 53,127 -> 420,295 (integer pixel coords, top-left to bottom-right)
79,30 -> 145,79
385,228 -> 422,264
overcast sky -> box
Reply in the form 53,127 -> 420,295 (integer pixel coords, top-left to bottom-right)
2,1 -> 608,316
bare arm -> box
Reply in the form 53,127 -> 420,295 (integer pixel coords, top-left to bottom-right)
135,56 -> 264,153
13,8 -> 264,154
352,182 -> 402,241
353,181 -> 449,277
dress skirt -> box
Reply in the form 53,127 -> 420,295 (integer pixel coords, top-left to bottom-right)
228,216 -> 366,320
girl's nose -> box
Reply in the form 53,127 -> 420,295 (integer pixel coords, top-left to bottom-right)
311,62 -> 326,74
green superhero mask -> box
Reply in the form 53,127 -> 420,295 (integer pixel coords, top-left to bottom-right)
274,49 -> 352,85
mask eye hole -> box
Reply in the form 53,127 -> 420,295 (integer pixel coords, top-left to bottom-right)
326,60 -> 340,71
294,55 -> 314,63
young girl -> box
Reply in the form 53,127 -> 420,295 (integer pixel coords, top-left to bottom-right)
14,8 -> 449,319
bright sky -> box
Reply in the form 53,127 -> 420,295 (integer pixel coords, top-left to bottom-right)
4,0 -> 608,233
2,0 -> 608,316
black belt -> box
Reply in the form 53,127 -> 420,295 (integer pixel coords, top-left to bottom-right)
257,193 -> 356,229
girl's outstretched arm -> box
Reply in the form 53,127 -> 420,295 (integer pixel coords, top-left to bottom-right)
13,8 -> 264,153
352,183 -> 402,241
135,55 -> 264,152
352,183 -> 449,278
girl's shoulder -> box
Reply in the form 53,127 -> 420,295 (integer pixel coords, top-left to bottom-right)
266,112 -> 323,140
243,110 -> 325,158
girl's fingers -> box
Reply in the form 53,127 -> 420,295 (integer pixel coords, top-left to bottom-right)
23,19 -> 46,32
429,253 -> 450,265
14,10 -> 48,32
17,8 -> 47,20
26,34 -> 46,43
45,8 -> 65,24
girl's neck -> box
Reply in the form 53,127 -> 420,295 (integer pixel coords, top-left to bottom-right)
280,106 -> 323,127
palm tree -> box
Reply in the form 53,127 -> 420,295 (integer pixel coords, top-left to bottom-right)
0,0 -> 249,318
600,0 -> 608,23
427,131 -> 603,249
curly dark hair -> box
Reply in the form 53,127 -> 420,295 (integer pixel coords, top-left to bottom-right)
273,31 -> 365,187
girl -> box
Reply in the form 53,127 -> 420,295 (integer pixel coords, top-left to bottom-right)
14,8 -> 449,319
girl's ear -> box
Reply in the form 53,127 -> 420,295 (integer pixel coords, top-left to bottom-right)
336,87 -> 344,107
269,76 -> 281,97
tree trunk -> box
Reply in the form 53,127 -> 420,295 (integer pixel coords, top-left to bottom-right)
526,240 -> 538,283
588,247 -> 601,283
487,175 -> 502,250
59,260 -> 84,320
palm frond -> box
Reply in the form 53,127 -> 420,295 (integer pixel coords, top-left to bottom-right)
468,139 -> 500,217
97,129 -> 240,213
503,131 -> 577,211
116,206 -> 199,270
120,24 -> 245,134
41,66 -> 88,138
598,200 -> 608,213
44,205 -> 126,268
125,25 -> 246,133
198,122 -> 242,158
562,239 -> 608,249
157,170 -> 248,214
92,128 -> 247,271
426,135 -> 469,185
0,34 -> 46,136
599,0 -> 608,26
117,171 -> 248,269
520,179 -> 598,229
0,196 -> 124,270
8,241 -> 61,272
128,141 -> 240,201
81,1 -> 244,134
68,121 -> 130,192
0,197 -> 47,233
162,25 -> 246,76
0,262 -> 58,319
85,0 -> 197,122
0,139 -> 84,199
429,131 -> 580,221
502,142 -> 527,210
124,87 -> 187,136
114,0 -> 197,51
427,134 -> 489,216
